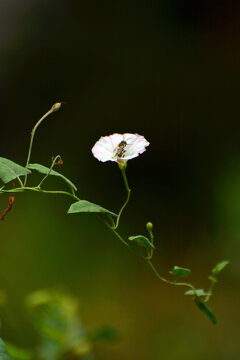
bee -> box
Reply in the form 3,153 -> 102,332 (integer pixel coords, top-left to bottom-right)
114,140 -> 127,158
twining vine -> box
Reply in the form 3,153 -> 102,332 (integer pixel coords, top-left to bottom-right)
0,103 -> 229,324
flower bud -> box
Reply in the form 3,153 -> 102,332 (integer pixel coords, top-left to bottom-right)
146,222 -> 153,231
51,102 -> 62,112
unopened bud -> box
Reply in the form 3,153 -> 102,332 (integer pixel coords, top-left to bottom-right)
51,102 -> 62,112
146,222 -> 153,231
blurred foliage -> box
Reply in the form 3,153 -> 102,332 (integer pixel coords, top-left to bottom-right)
0,337 -> 10,360
0,289 -> 118,360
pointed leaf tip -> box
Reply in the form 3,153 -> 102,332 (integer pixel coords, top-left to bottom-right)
68,200 -> 117,217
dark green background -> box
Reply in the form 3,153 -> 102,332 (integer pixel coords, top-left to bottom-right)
0,1 -> 240,359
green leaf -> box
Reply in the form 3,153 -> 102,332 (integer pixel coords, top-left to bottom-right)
0,157 -> 31,184
28,163 -> 77,191
194,298 -> 217,324
169,266 -> 191,278
185,289 -> 209,297
5,343 -> 33,360
212,260 -> 229,275
68,200 -> 117,217
0,338 -> 10,360
128,235 -> 155,249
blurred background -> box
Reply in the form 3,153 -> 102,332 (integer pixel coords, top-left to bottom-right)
0,0 -> 240,359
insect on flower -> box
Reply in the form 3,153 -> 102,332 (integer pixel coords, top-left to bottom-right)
114,140 -> 128,158
92,133 -> 149,163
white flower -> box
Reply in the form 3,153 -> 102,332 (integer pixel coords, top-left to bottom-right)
91,133 -> 150,163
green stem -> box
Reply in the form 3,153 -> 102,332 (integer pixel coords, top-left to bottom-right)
24,103 -> 61,186
146,225 -> 154,259
114,167 -> 131,229
205,277 -> 217,302
103,218 -> 130,248
146,260 -> 196,291
16,175 -> 24,188
0,186 -> 79,201
37,155 -> 61,188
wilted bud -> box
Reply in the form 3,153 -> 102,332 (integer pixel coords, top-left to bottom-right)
57,158 -> 63,167
8,195 -> 15,205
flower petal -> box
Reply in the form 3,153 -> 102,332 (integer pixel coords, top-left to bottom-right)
123,134 -> 149,159
92,133 -> 149,163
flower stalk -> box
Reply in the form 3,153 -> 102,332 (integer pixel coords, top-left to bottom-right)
24,103 -> 62,185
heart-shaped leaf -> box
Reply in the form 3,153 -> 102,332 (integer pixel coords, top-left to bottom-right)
128,235 -> 155,249
0,157 -> 31,184
169,266 -> 191,278
68,200 -> 117,217
28,163 -> 77,191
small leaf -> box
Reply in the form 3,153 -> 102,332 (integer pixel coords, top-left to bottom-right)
169,266 -> 191,278
128,235 -> 155,249
68,200 -> 117,217
28,163 -> 77,191
212,260 -> 229,275
0,157 -> 31,184
185,289 -> 209,297
194,298 -> 217,324
0,338 -> 10,360
6,342 -> 33,360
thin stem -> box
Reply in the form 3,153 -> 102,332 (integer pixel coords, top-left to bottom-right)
146,260 -> 169,284
205,278 -> 217,302
146,224 -> 154,259
146,260 -> 196,291
16,175 -> 24,188
102,218 -> 130,248
37,155 -> 61,188
114,167 -> 131,229
24,103 -> 61,186
0,186 -> 79,201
